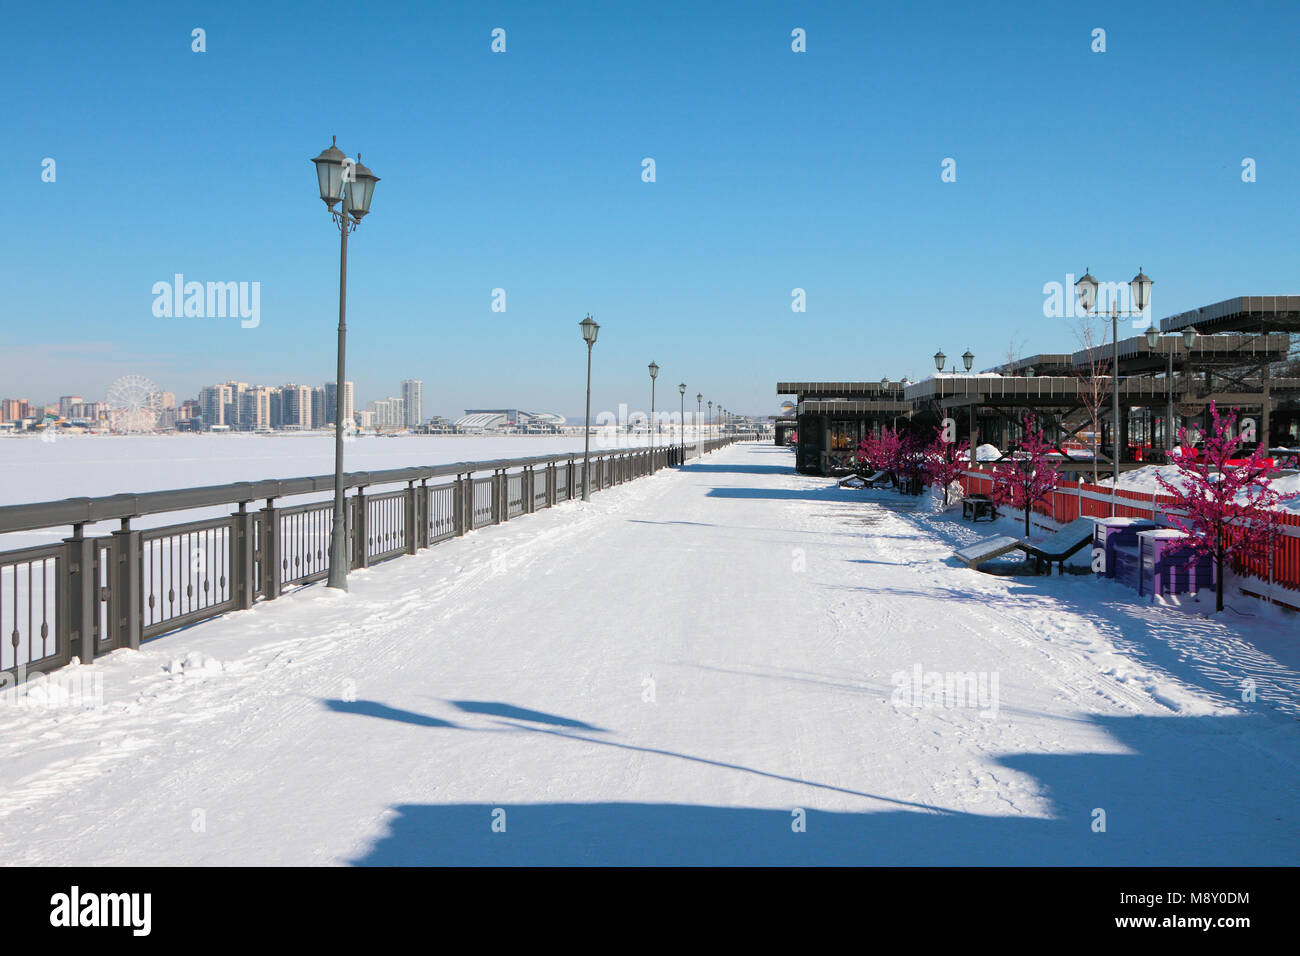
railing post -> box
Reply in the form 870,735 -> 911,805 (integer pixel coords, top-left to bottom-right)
407,480 -> 420,554
354,486 -> 369,569
233,502 -> 256,610
546,463 -> 555,507
63,524 -> 96,664
492,470 -> 503,524
261,498 -> 280,600
462,476 -> 473,535
109,519 -> 141,650
525,467 -> 535,514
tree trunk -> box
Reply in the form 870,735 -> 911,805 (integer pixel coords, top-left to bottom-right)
1216,541 -> 1225,612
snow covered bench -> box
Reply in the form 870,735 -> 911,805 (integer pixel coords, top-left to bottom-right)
953,536 -> 1024,568
953,517 -> 1097,575
1019,517 -> 1097,576
837,470 -> 890,489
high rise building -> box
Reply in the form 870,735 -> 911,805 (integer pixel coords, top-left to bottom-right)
310,386 -> 327,430
401,379 -> 423,427
58,395 -> 83,419
324,382 -> 354,427
2,398 -> 32,422
369,399 -> 392,427
223,382 -> 248,429
280,384 -> 312,429
199,384 -> 234,428
240,386 -> 273,431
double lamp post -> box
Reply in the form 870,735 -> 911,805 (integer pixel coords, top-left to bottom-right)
1074,267 -> 1153,469
311,137 -> 379,592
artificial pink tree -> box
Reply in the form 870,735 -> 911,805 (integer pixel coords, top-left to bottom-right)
858,428 -> 902,483
1156,402 -> 1294,612
923,427 -> 971,506
990,416 -> 1061,537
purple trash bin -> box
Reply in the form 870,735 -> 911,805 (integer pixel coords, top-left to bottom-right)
1138,529 -> 1216,600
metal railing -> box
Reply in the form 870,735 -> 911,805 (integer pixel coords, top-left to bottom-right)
0,435 -> 754,683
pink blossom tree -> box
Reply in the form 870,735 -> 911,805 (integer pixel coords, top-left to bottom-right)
989,416 -> 1061,538
858,428 -> 902,483
922,427 -> 971,506
893,431 -> 929,494
1156,402 -> 1295,612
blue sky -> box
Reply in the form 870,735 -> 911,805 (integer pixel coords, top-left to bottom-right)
7,0 -> 1299,419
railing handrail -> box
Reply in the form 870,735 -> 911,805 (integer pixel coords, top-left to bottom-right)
0,443 -> 739,535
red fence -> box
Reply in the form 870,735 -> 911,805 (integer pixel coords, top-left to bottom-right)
960,466 -> 1300,609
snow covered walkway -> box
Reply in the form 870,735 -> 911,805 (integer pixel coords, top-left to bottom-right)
1,442 -> 1296,865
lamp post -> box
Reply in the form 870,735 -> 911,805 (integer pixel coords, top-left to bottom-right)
696,393 -> 702,454
579,314 -> 600,500
938,350 -> 978,466
678,383 -> 686,460
1076,267 -> 1152,477
1145,324 -> 1197,455
312,136 -> 379,592
648,361 -> 659,469
708,400 -> 713,444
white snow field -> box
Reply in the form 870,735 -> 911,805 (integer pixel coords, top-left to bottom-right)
0,433 -> 591,506
0,442 -> 1296,865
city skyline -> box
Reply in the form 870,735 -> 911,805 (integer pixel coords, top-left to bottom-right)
1,372 -> 752,425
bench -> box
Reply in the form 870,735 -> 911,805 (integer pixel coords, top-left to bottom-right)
953,517 -> 1097,575
1020,517 -> 1098,576
837,470 -> 890,489
962,495 -> 999,522
953,536 -> 1023,568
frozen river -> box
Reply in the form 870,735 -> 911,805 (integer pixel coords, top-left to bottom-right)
0,433 -> 593,507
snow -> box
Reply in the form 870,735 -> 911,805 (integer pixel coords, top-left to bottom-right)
0,442 -> 1296,865
0,433 -> 642,548
0,433 -> 592,507
1100,462 -> 1300,512
975,443 -> 1001,461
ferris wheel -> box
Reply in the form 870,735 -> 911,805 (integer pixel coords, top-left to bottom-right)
106,375 -> 161,434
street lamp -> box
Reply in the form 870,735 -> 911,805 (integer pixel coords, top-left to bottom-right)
312,136 -> 379,592
696,392 -> 702,452
935,349 -> 977,465
648,361 -> 659,468
1076,267 -> 1152,475
708,400 -> 713,443
678,383 -> 686,460
579,314 -> 600,500
1144,323 -> 1197,454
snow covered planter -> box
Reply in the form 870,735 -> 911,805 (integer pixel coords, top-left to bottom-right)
1155,402 -> 1297,612
989,416 -> 1060,538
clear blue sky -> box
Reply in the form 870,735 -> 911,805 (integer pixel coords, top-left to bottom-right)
7,0 -> 1299,420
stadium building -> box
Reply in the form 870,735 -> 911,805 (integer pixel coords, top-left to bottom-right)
454,409 -> 566,434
